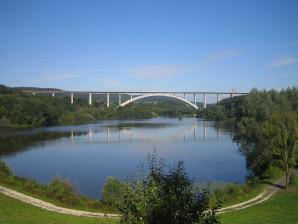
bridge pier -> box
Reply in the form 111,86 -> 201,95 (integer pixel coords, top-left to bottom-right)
217,94 -> 220,103
88,93 -> 92,105
107,93 -> 110,108
194,94 -> 196,106
183,93 -> 186,100
52,92 -> 55,97
203,93 -> 207,109
130,93 -> 133,100
70,93 -> 74,104
118,93 -> 121,105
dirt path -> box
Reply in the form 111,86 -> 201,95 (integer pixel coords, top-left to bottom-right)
0,169 -> 296,217
218,169 -> 297,213
0,186 -> 119,218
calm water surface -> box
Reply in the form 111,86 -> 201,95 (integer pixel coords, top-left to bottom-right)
0,117 -> 247,198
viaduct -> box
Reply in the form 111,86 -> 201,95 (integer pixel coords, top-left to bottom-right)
29,91 -> 248,110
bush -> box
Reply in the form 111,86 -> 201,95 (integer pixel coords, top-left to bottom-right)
115,154 -> 220,224
289,170 -> 295,186
0,160 -> 12,178
102,176 -> 126,206
0,117 -> 11,128
46,176 -> 80,206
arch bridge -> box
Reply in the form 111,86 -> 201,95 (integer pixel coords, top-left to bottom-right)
26,90 -> 248,110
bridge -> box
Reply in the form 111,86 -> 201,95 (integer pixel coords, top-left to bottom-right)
27,90 -> 248,109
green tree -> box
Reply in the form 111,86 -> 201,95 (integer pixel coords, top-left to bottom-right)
263,112 -> 298,188
115,154 -> 220,224
102,176 -> 126,206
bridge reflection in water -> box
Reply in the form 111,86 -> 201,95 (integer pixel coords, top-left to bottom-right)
69,121 -> 231,144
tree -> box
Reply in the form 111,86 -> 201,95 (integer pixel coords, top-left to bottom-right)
235,117 -> 273,176
115,154 -> 220,224
102,176 -> 126,206
263,112 -> 298,189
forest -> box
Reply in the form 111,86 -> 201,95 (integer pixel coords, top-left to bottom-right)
199,87 -> 298,187
0,84 -> 195,128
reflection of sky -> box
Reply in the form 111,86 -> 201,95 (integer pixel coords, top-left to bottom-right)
3,117 -> 247,199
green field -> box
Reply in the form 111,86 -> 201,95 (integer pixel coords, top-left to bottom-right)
220,177 -> 298,224
0,193 -> 119,224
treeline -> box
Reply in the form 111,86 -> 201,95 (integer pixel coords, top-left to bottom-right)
198,87 -> 298,121
199,87 -> 298,188
0,84 -> 195,128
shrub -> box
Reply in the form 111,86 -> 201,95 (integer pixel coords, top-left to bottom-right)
46,176 -> 80,206
0,160 -> 12,178
0,117 -> 11,128
289,170 -> 295,186
102,176 -> 126,206
23,179 -> 45,194
115,154 -> 220,224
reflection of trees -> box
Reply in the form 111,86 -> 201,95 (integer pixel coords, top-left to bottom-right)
232,118 -> 272,177
0,131 -> 86,157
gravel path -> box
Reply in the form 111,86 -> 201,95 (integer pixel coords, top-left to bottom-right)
0,186 -> 119,218
0,169 -> 296,217
218,169 -> 297,213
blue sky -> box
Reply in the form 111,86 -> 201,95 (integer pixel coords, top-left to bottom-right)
0,0 -> 298,92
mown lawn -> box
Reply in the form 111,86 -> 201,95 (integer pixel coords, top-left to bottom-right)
0,193 -> 119,224
220,177 -> 298,224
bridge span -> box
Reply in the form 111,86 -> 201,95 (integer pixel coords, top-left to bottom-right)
27,90 -> 248,109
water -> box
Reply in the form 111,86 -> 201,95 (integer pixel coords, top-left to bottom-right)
0,117 -> 247,198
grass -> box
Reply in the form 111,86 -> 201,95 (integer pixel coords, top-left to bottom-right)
0,161 -> 115,214
1,178 -> 297,224
220,177 -> 298,224
0,192 -> 119,224
214,166 -> 284,208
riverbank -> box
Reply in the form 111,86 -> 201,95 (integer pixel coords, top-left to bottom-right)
220,176 -> 298,223
1,169 -> 295,219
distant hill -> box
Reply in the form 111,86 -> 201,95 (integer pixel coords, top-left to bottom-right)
12,86 -> 62,92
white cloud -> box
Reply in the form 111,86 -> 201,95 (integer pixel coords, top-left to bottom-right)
29,73 -> 79,84
101,79 -> 123,88
199,50 -> 242,65
127,49 -> 241,80
268,56 -> 298,68
282,40 -> 298,47
128,64 -> 190,79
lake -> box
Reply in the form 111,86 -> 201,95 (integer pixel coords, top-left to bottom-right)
0,117 -> 247,198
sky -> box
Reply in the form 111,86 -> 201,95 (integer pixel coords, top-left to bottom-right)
0,0 -> 298,92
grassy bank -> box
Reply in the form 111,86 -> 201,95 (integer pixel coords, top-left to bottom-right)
220,177 -> 298,224
210,166 -> 284,208
0,161 -> 115,214
0,193 -> 118,224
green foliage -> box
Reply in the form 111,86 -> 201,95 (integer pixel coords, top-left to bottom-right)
0,116 -> 12,128
289,170 -> 295,186
0,160 -> 12,178
0,160 -> 109,212
102,177 -> 127,206
210,177 -> 260,207
0,84 -> 13,94
115,154 -> 220,224
46,177 -> 81,206
201,88 -> 298,179
0,85 -> 195,127
262,112 -> 298,188
199,87 -> 298,122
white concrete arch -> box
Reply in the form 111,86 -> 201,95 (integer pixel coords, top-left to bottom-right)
119,93 -> 198,110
